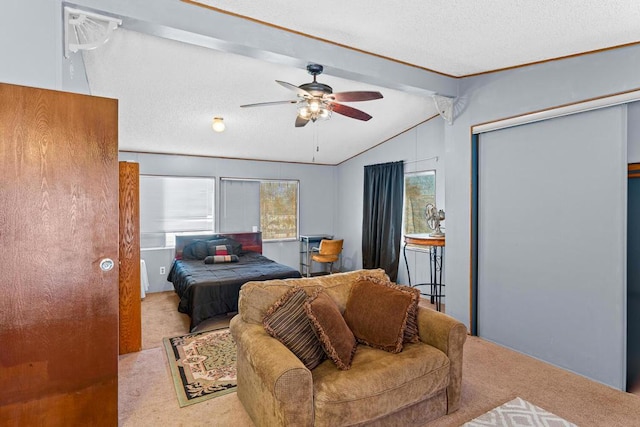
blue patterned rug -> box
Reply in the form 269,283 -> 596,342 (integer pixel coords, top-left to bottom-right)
163,328 -> 237,407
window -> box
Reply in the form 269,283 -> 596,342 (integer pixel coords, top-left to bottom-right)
260,181 -> 298,240
139,175 -> 215,248
220,178 -> 299,241
403,171 -> 436,234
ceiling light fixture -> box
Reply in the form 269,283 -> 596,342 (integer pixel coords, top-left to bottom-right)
297,99 -> 332,122
212,117 -> 225,132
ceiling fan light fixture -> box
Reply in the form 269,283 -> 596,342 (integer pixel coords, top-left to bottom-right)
241,64 -> 379,127
298,106 -> 311,119
308,99 -> 321,113
212,117 -> 225,132
318,106 -> 331,119
298,100 -> 331,122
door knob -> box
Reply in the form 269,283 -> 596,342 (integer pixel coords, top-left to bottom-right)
100,258 -> 115,272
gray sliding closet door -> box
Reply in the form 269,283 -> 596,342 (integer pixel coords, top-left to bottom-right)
477,106 -> 627,389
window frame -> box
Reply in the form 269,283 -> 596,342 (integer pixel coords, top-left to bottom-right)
219,177 -> 300,242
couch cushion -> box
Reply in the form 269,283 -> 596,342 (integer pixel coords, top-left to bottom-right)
311,342 -> 450,426
304,290 -> 357,370
238,269 -> 390,325
263,287 -> 326,370
343,278 -> 417,353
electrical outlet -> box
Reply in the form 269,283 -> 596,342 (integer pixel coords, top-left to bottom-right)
160,266 -> 166,275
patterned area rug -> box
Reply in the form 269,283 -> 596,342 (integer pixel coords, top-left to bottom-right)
463,397 -> 577,427
163,328 -> 237,407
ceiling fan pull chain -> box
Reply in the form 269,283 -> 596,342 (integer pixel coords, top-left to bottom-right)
312,128 -> 317,163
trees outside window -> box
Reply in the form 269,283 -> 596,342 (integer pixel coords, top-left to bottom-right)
403,171 -> 436,234
220,178 -> 299,241
260,181 -> 298,240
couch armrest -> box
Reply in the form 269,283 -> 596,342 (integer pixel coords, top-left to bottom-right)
417,307 -> 467,413
229,315 -> 314,427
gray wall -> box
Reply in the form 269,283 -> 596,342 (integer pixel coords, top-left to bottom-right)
336,118 -> 446,287
446,44 -> 640,331
120,152 -> 337,293
438,44 -> 640,390
0,1 -> 90,94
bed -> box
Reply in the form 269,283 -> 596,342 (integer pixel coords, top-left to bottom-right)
167,232 -> 302,331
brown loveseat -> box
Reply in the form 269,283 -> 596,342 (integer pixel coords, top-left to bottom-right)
229,269 -> 467,426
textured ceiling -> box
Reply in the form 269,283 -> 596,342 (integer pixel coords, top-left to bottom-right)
81,1 -> 640,165
190,0 -> 640,76
83,29 -> 435,165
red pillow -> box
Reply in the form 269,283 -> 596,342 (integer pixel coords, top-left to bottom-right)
212,245 -> 229,255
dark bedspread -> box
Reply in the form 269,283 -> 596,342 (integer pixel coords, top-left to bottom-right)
168,251 -> 301,331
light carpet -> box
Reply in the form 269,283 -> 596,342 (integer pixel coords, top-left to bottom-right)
163,327 -> 237,407
462,397 -> 577,427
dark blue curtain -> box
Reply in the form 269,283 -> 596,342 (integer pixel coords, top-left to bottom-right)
362,161 -> 404,281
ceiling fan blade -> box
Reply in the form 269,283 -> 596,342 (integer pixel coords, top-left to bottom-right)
329,91 -> 383,102
276,80 -> 312,98
330,102 -> 373,121
295,116 -> 310,127
240,100 -> 299,108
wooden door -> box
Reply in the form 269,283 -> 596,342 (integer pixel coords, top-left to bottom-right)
0,83 -> 119,425
119,161 -> 141,354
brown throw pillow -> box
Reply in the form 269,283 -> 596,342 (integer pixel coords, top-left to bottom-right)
343,278 -> 417,353
263,287 -> 326,370
349,276 -> 420,343
402,283 -> 421,343
304,290 -> 357,370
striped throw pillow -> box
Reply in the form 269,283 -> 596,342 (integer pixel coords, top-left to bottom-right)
203,254 -> 239,264
263,287 -> 326,370
213,244 -> 229,255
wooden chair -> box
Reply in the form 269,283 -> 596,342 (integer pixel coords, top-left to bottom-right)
309,239 -> 343,276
